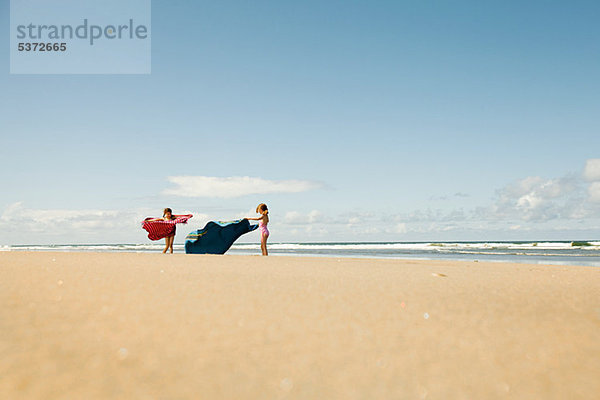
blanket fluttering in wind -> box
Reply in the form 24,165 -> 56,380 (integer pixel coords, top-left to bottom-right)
185,219 -> 258,254
142,214 -> 193,241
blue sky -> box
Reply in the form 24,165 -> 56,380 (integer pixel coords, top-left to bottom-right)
1,0 -> 599,244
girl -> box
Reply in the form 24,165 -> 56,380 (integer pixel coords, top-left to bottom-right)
142,208 -> 193,254
247,203 -> 269,256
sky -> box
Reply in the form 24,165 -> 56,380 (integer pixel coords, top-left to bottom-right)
0,0 -> 599,244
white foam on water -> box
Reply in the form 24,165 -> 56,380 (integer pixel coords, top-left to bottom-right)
233,242 -> 440,251
4,241 -> 599,267
6,244 -> 183,252
233,241 -> 600,251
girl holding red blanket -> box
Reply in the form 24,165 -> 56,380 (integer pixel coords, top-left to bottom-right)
142,208 -> 193,253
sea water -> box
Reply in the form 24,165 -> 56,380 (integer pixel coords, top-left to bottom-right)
3,241 -> 600,267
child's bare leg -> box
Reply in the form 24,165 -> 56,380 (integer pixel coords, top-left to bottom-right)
261,235 -> 268,256
168,235 -> 174,253
163,235 -> 174,253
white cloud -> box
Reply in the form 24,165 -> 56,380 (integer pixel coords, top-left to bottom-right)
394,223 -> 407,234
583,159 -> 600,182
303,225 -> 329,236
393,165 -> 600,235
0,202 -> 203,244
307,210 -> 322,223
163,176 -> 323,198
283,211 -> 303,224
491,175 -> 580,221
589,182 -> 600,203
0,202 -> 136,232
391,208 -> 467,223
283,210 -> 322,225
275,209 -> 336,239
4,160 -> 600,244
347,217 -> 360,225
0,203 -> 144,241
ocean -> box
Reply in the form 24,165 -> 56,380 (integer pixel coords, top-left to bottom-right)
2,241 -> 600,267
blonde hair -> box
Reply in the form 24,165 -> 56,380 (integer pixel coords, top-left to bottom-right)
256,203 -> 268,215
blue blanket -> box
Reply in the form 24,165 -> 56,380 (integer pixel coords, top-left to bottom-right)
185,219 -> 258,254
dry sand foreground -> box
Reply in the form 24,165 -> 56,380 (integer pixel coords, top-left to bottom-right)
1,252 -> 599,399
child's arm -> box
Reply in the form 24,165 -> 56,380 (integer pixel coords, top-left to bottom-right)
246,216 -> 264,221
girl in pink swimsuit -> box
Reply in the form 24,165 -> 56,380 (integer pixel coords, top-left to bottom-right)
248,203 -> 269,256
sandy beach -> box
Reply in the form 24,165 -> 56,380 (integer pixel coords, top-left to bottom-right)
1,252 -> 599,399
